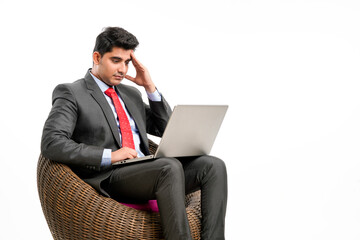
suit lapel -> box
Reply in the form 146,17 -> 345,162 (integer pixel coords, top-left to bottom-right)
84,71 -> 121,148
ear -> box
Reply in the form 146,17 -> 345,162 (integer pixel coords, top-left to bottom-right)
93,51 -> 102,65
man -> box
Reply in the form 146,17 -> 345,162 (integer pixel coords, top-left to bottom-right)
41,27 -> 227,240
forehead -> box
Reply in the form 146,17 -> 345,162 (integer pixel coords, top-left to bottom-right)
104,47 -> 132,59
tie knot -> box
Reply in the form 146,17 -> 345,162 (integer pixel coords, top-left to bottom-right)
105,87 -> 116,97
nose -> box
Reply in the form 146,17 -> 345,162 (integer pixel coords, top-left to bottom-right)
117,62 -> 127,74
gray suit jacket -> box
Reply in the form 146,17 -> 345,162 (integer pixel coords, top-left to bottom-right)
41,70 -> 172,195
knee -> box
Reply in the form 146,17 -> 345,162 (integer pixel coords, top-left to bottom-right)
156,158 -> 184,181
204,156 -> 227,173
201,156 -> 227,182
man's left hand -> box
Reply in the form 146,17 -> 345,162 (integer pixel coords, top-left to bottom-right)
125,51 -> 156,93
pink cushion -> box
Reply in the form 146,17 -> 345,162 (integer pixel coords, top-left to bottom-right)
121,200 -> 159,212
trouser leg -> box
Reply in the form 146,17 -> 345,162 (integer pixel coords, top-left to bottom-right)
180,155 -> 228,240
103,158 -> 192,240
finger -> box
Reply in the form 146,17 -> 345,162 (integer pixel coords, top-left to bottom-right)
130,51 -> 138,65
126,152 -> 137,159
130,51 -> 142,68
125,75 -> 135,82
127,149 -> 137,158
130,53 -> 146,73
130,51 -> 137,62
129,148 -> 138,158
124,147 -> 138,157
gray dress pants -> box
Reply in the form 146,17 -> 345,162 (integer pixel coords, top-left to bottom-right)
103,155 -> 227,240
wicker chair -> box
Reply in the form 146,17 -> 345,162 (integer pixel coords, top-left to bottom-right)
37,140 -> 202,239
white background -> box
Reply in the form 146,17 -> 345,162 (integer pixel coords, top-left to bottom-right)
1,0 -> 360,239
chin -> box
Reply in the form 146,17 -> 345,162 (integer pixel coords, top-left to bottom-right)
110,79 -> 122,86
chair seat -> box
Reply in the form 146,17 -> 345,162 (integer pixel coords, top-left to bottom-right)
120,199 -> 159,212
37,154 -> 202,239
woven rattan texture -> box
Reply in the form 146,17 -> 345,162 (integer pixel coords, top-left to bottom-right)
37,140 -> 202,239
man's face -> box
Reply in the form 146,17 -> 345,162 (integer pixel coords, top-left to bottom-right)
93,47 -> 132,86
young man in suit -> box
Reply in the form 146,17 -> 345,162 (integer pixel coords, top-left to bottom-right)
41,27 -> 227,240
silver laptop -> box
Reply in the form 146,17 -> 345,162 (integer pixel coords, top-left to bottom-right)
112,105 -> 228,166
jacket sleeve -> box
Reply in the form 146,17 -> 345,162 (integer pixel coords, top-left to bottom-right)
41,84 -> 104,171
146,94 -> 172,137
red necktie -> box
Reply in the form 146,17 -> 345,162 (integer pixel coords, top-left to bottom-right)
105,87 -> 135,149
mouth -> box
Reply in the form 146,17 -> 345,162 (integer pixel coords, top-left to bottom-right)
114,75 -> 124,80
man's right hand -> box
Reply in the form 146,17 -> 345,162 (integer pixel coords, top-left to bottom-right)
111,147 -> 138,163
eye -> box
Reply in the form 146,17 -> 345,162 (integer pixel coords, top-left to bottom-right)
125,60 -> 131,65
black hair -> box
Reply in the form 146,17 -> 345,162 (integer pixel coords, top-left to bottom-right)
93,27 -> 139,56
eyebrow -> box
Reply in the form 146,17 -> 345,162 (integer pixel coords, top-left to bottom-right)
110,56 -> 132,62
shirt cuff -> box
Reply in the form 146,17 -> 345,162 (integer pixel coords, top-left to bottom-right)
100,148 -> 112,167
147,89 -> 162,102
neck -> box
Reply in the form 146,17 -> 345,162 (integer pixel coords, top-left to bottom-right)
90,68 -> 100,80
